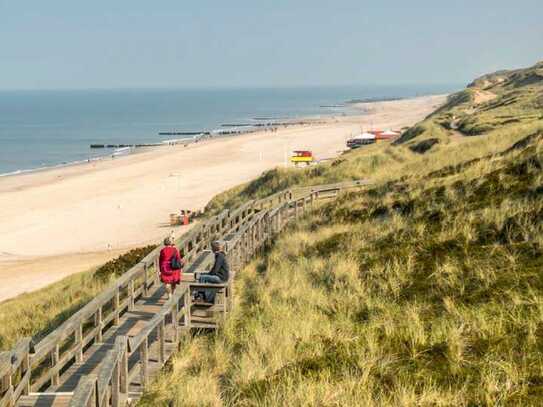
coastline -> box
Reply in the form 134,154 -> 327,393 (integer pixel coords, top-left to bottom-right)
0,94 -> 447,302
0,116 -> 326,180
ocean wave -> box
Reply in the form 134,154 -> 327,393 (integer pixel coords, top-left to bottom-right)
0,155 -> 109,178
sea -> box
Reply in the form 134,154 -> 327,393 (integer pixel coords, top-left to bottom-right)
0,85 -> 459,176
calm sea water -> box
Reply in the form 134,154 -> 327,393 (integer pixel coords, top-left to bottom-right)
0,85 -> 458,175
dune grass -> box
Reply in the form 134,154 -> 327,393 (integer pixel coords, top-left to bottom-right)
393,61 -> 543,151
140,129 -> 543,406
139,62 -> 543,405
0,271 -> 105,350
0,245 -> 155,351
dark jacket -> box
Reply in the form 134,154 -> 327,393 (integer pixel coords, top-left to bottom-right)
210,251 -> 229,282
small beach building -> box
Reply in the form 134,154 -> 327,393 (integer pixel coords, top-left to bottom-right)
347,132 -> 376,148
357,132 -> 376,143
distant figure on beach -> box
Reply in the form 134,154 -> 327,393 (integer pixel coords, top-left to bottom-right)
194,240 -> 230,303
158,236 -> 184,299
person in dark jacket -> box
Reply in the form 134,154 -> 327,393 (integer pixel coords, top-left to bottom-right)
195,240 -> 230,303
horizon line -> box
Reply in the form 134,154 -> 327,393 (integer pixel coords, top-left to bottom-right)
0,82 -> 465,93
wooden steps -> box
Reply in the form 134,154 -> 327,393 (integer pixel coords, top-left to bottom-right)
16,394 -> 72,407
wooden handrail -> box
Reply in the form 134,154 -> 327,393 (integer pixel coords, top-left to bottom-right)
127,288 -> 185,353
188,283 -> 228,289
69,374 -> 97,407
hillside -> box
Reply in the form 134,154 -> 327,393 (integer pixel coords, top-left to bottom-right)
394,61 -> 543,153
139,62 -> 543,406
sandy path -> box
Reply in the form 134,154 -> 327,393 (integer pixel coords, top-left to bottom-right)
0,95 -> 446,301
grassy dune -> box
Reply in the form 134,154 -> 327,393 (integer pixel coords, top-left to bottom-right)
1,60 -> 542,406
0,246 -> 154,350
139,62 -> 543,406
395,61 -> 543,149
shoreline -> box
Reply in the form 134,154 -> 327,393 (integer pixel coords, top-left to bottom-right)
0,112 -> 332,179
0,91 -> 448,179
0,94 -> 447,301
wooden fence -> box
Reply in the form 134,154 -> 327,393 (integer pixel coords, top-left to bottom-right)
0,180 -> 368,407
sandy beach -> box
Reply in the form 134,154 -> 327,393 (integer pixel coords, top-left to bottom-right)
0,95 -> 446,302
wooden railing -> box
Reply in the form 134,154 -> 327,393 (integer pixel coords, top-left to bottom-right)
0,338 -> 31,407
68,336 -> 128,407
0,180 -> 368,407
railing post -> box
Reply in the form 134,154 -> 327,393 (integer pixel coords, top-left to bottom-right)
95,306 -> 103,343
1,354 -> 13,406
91,377 -> 97,407
184,289 -> 192,330
172,300 -> 179,345
241,234 -> 247,266
128,280 -> 135,311
227,281 -> 234,313
249,225 -> 254,255
111,360 -> 120,407
75,323 -> 84,363
154,257 -> 160,286
248,227 -> 252,258
143,263 -> 149,297
23,352 -> 30,396
51,344 -> 60,386
139,338 -> 149,388
114,288 -> 120,326
254,222 -> 258,251
119,338 -> 128,395
158,320 -> 166,365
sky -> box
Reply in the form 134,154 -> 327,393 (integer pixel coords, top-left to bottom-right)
0,0 -> 542,90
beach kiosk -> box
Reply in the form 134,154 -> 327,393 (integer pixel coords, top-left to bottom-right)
290,150 -> 314,166
347,132 -> 376,149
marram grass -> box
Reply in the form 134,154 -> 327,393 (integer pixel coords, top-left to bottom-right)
139,62 -> 543,406
141,134 -> 543,406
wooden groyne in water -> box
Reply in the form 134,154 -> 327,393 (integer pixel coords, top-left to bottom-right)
0,180 -> 369,407
90,144 -> 162,149
89,119 -> 329,150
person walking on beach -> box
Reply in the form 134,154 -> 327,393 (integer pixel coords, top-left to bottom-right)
194,240 -> 230,303
158,236 -> 184,299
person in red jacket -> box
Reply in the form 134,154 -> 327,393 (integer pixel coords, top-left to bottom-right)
158,236 -> 184,299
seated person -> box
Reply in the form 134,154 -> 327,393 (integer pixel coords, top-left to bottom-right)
194,240 -> 230,303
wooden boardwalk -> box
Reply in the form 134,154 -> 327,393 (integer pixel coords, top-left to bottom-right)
0,180 -> 368,407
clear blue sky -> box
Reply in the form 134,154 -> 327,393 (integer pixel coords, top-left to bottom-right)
1,0 -> 541,90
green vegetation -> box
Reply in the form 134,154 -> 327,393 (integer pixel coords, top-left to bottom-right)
94,245 -> 156,281
395,61 -> 543,151
140,61 -> 543,405
0,245 -> 155,350
1,60 -> 541,405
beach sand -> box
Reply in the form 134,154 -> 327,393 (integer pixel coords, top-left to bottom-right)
0,95 -> 446,302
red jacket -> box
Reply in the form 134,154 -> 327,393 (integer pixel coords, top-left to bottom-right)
159,246 -> 183,284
